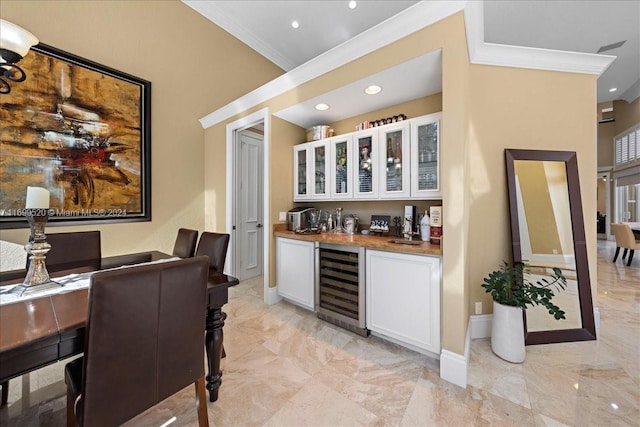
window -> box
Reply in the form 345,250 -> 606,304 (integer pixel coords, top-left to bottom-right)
614,124 -> 640,167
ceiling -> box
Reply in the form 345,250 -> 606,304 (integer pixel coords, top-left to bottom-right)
185,1 -> 639,127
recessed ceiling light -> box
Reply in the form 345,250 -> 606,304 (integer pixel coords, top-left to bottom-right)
609,87 -> 617,92
348,1 -> 357,9
315,103 -> 329,111
365,85 -> 382,95
291,20 -> 300,29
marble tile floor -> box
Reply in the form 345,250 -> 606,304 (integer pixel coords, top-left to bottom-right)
1,240 -> 638,426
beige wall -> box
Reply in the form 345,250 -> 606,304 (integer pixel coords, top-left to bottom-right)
597,97 -> 640,168
1,1 -> 283,255
268,118 -> 306,284
467,65 -> 598,318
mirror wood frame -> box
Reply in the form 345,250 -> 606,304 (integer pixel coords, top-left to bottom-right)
505,149 -> 596,345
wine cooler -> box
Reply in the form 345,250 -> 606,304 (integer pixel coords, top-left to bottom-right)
316,243 -> 369,337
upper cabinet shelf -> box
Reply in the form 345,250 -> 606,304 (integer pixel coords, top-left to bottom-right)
294,113 -> 442,201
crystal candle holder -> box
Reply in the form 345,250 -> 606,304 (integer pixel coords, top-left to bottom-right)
10,209 -> 60,296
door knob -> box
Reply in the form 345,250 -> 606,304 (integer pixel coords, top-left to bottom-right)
256,224 -> 263,228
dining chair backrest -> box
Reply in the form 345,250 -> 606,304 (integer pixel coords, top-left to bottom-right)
66,256 -> 210,426
29,231 -> 101,272
611,223 -> 638,249
172,228 -> 199,258
195,232 -> 230,273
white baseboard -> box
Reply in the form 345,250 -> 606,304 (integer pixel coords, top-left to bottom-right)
265,286 -> 282,305
439,318 -> 472,389
470,314 -> 492,339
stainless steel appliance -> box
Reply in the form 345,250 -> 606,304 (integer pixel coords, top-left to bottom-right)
287,207 -> 315,231
316,243 -> 368,336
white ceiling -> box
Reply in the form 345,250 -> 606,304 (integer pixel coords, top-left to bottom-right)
185,0 -> 639,127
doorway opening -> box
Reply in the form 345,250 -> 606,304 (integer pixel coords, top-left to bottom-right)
226,108 -> 274,304
597,172 -> 610,239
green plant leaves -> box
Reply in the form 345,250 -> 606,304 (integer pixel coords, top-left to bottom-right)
481,261 -> 567,320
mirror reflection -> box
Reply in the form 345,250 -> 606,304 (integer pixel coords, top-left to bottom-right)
513,160 -> 581,332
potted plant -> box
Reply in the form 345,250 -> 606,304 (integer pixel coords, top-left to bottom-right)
481,262 -> 567,363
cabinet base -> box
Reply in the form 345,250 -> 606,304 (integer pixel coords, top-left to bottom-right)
318,311 -> 370,337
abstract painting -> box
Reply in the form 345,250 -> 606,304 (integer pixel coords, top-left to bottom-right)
0,43 -> 151,228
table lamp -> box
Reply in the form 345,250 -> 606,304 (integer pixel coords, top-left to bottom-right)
11,186 -> 60,296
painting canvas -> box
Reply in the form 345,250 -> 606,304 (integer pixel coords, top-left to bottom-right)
0,43 -> 151,228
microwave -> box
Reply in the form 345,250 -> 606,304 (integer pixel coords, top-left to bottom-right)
287,207 -> 315,231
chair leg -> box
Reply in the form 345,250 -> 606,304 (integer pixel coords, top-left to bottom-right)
222,345 -> 226,359
66,388 -> 75,427
627,249 -> 635,267
195,377 -> 209,427
1,380 -> 8,406
623,248 -> 628,260
613,247 -> 620,262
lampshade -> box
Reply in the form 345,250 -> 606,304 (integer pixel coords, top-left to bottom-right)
0,19 -> 39,61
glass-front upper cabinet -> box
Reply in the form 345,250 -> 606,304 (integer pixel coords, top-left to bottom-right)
293,143 -> 310,201
410,112 -> 442,198
310,140 -> 330,199
353,130 -> 378,199
329,135 -> 353,199
379,122 -> 411,199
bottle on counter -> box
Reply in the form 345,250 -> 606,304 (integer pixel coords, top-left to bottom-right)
420,210 -> 431,241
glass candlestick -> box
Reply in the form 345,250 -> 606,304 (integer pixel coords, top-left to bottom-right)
332,207 -> 345,234
9,209 -> 60,296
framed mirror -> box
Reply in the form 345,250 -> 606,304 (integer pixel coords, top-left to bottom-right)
505,149 -> 596,345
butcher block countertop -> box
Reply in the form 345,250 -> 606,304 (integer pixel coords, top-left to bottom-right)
273,224 -> 442,257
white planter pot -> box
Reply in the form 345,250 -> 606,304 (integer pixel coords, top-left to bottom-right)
491,301 -> 525,363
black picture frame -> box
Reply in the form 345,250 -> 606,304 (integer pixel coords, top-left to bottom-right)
0,43 -> 151,228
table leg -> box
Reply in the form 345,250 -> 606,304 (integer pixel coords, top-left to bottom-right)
205,306 -> 226,402
1,380 -> 8,405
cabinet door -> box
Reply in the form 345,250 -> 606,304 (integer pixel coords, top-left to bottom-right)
353,130 -> 378,199
311,140 -> 330,200
366,250 -> 441,354
276,238 -> 316,311
379,122 -> 411,199
329,135 -> 353,199
293,144 -> 310,201
411,112 -> 442,198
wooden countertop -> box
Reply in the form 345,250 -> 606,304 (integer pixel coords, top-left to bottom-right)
273,225 -> 442,257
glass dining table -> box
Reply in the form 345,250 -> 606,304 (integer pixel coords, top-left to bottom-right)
0,251 -> 238,405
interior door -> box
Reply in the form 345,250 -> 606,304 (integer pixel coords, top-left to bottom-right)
236,129 -> 263,280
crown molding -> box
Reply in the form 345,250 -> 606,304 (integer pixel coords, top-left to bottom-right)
198,1 -> 466,129
199,0 -> 616,129
464,0 -> 615,75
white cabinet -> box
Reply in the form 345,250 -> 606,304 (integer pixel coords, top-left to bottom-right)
276,237 -> 317,311
353,130 -> 379,199
366,249 -> 441,355
379,122 -> 411,199
310,140 -> 330,200
329,135 -> 354,199
410,112 -> 442,199
293,113 -> 442,201
293,144 -> 310,201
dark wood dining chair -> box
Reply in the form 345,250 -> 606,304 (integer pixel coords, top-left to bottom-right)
27,231 -> 101,272
172,228 -> 199,258
64,256 -> 210,427
195,232 -> 230,273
